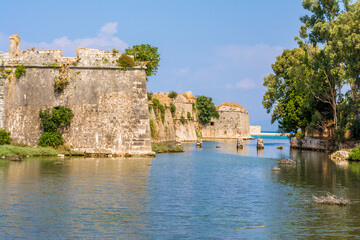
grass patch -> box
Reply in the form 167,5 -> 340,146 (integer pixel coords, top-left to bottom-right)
151,143 -> 184,154
0,145 -> 84,157
349,146 -> 360,160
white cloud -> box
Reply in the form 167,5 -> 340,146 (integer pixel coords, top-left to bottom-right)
175,67 -> 190,75
235,78 -> 256,89
225,78 -> 256,90
19,22 -> 128,56
100,22 -> 118,35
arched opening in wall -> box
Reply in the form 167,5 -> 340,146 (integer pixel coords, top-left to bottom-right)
210,122 -> 215,126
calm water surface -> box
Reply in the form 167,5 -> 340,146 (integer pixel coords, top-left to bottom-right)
1,137 -> 360,239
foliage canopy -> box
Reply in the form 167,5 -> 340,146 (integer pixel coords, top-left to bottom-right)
125,44 -> 160,79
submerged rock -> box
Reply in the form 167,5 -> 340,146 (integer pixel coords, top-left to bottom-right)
330,150 -> 349,162
278,158 -> 295,165
313,193 -> 350,206
11,156 -> 23,161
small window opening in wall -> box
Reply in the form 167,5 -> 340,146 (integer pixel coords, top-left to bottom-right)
210,122 -> 215,126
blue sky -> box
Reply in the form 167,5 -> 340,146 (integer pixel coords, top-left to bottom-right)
0,0 -> 307,130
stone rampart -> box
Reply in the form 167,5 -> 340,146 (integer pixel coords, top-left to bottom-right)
149,92 -> 251,142
0,35 -> 152,156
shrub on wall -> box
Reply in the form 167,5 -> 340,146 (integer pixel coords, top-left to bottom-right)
180,116 -> 186,124
38,131 -> 64,148
0,129 -> 12,145
168,91 -> 178,99
147,92 -> 153,100
117,54 -> 135,70
38,106 -> 73,148
187,111 -> 192,120
196,96 -> 219,124
149,119 -> 156,137
170,103 -> 176,115
15,64 -> 26,79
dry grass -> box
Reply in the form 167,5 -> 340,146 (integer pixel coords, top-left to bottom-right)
217,102 -> 246,111
313,193 -> 350,206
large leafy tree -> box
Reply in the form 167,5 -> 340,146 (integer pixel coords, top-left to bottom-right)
263,48 -> 314,133
196,96 -> 220,125
124,44 -> 160,79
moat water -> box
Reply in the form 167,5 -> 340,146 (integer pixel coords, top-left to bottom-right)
1,137 -> 360,239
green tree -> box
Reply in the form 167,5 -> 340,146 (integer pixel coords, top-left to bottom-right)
263,48 -> 313,133
124,44 -> 160,79
196,96 -> 219,124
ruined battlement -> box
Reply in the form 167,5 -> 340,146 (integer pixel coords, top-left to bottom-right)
0,35 -> 146,69
0,35 -> 153,156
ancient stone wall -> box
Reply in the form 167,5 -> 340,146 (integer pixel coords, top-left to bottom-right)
149,92 -> 251,142
201,107 -> 251,140
0,35 -> 152,156
250,126 -> 261,135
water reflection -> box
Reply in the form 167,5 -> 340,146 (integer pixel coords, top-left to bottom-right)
0,157 -> 151,239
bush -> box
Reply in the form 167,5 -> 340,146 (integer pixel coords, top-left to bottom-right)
170,103 -> 176,114
349,146 -> 360,160
159,104 -> 166,122
54,76 -> 69,92
117,54 -> 135,70
180,116 -> 186,124
39,106 -> 73,148
0,129 -> 11,145
38,131 -> 64,148
147,92 -> 153,100
39,107 -> 74,132
15,64 -> 26,79
168,91 -> 178,99
152,97 -> 160,108
149,119 -> 156,137
187,111 -> 192,120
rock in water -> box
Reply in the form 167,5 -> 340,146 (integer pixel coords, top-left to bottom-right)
237,138 -> 243,149
277,146 -> 283,150
257,138 -> 264,149
11,156 -> 23,161
330,150 -> 349,162
196,139 -> 202,148
278,158 -> 295,165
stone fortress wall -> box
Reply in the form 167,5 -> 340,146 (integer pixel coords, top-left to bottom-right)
149,92 -> 251,142
0,35 -> 153,156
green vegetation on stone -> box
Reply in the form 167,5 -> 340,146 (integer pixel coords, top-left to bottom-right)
124,44 -> 160,80
39,107 -> 74,148
151,143 -> 184,153
168,91 -> 178,99
149,119 -> 156,137
38,131 -> 64,148
0,129 -> 11,145
170,103 -> 176,115
180,116 -> 186,124
196,95 -> 219,124
15,64 -> 26,79
116,54 -> 135,70
147,92 -> 153,100
349,146 -> 360,161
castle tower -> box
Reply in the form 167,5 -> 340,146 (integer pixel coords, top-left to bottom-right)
9,34 -> 21,57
